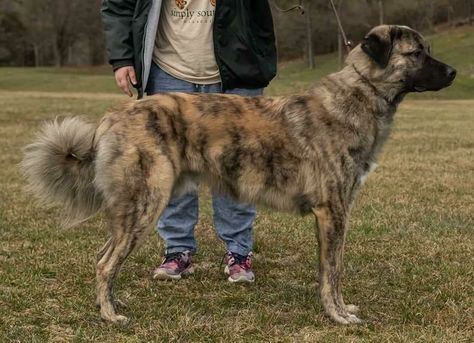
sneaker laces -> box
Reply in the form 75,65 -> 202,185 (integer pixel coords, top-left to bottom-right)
238,253 -> 253,270
163,252 -> 182,263
162,251 -> 189,268
223,252 -> 253,270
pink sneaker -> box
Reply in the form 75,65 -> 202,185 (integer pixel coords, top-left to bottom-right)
153,251 -> 194,280
224,252 -> 255,283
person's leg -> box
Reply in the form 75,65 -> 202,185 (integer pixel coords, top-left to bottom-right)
213,193 -> 257,283
146,63 -> 199,279
212,194 -> 255,256
207,85 -> 263,282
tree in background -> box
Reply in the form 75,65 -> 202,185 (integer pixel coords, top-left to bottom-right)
0,0 -> 104,66
272,0 -> 472,63
21,0 -> 54,66
48,0 -> 85,66
0,10 -> 25,65
0,0 -> 471,67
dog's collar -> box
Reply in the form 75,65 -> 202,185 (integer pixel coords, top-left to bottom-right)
351,64 -> 392,105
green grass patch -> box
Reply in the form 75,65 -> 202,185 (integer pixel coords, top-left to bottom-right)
267,26 -> 474,99
1,26 -> 472,100
0,66 -> 119,94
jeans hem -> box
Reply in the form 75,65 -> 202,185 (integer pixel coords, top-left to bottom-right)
165,247 -> 197,255
225,244 -> 252,257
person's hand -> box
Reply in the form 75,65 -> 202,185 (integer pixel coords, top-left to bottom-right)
114,66 -> 137,97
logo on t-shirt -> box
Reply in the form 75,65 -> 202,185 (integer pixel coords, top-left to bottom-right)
171,0 -> 216,23
175,0 -> 186,10
175,0 -> 215,10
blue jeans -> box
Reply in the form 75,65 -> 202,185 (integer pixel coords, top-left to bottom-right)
146,63 -> 262,256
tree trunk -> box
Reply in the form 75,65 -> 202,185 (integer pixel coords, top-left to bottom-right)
337,0 -> 345,70
53,38 -> 60,67
33,44 -> 39,67
305,1 -> 314,69
68,46 -> 73,65
471,0 -> 473,25
56,36 -> 70,66
338,34 -> 343,69
447,4 -> 452,26
468,0 -> 472,24
378,0 -> 384,25
470,0 -> 473,25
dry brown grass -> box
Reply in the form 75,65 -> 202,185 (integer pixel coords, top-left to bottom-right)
0,91 -> 473,342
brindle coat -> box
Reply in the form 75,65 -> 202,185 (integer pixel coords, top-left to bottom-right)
21,25 -> 456,324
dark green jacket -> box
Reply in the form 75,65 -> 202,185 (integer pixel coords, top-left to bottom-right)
101,0 -> 277,98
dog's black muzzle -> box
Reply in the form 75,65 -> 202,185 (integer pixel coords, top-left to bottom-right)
411,56 -> 457,92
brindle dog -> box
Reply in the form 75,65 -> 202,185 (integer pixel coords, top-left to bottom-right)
21,25 -> 456,324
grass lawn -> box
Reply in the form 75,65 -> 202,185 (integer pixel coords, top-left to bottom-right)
267,25 -> 474,98
1,25 -> 473,342
1,97 -> 473,342
0,26 -> 473,98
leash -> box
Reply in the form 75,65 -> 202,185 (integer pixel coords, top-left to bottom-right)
352,64 -> 392,105
271,0 -> 305,14
328,0 -> 353,53
272,1 -> 352,52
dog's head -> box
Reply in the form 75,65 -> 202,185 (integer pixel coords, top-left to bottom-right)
348,25 -> 456,93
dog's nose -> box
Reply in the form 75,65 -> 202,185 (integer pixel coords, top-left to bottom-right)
447,67 -> 457,81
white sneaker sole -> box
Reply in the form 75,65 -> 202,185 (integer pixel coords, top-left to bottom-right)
153,266 -> 194,280
224,265 -> 255,283
227,275 -> 255,283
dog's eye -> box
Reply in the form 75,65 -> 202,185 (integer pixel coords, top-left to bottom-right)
406,49 -> 422,58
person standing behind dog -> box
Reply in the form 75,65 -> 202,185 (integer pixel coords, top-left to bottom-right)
101,0 -> 277,282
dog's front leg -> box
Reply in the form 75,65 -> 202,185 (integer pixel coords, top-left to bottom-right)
313,205 -> 361,324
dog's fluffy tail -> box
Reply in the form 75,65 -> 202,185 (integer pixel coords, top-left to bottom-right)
20,117 -> 103,227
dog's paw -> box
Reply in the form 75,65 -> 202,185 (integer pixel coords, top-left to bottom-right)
100,309 -> 130,325
344,304 -> 360,314
106,314 -> 129,325
343,313 -> 362,324
328,310 -> 363,325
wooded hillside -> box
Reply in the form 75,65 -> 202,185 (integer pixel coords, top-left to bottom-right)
0,0 -> 472,66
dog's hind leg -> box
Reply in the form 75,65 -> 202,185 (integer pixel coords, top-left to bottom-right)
95,237 -> 113,308
313,205 -> 362,324
97,237 -> 112,262
94,236 -> 131,310
95,158 -> 174,324
96,190 -> 171,324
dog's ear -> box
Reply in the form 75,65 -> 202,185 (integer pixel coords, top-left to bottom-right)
361,26 -> 396,68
